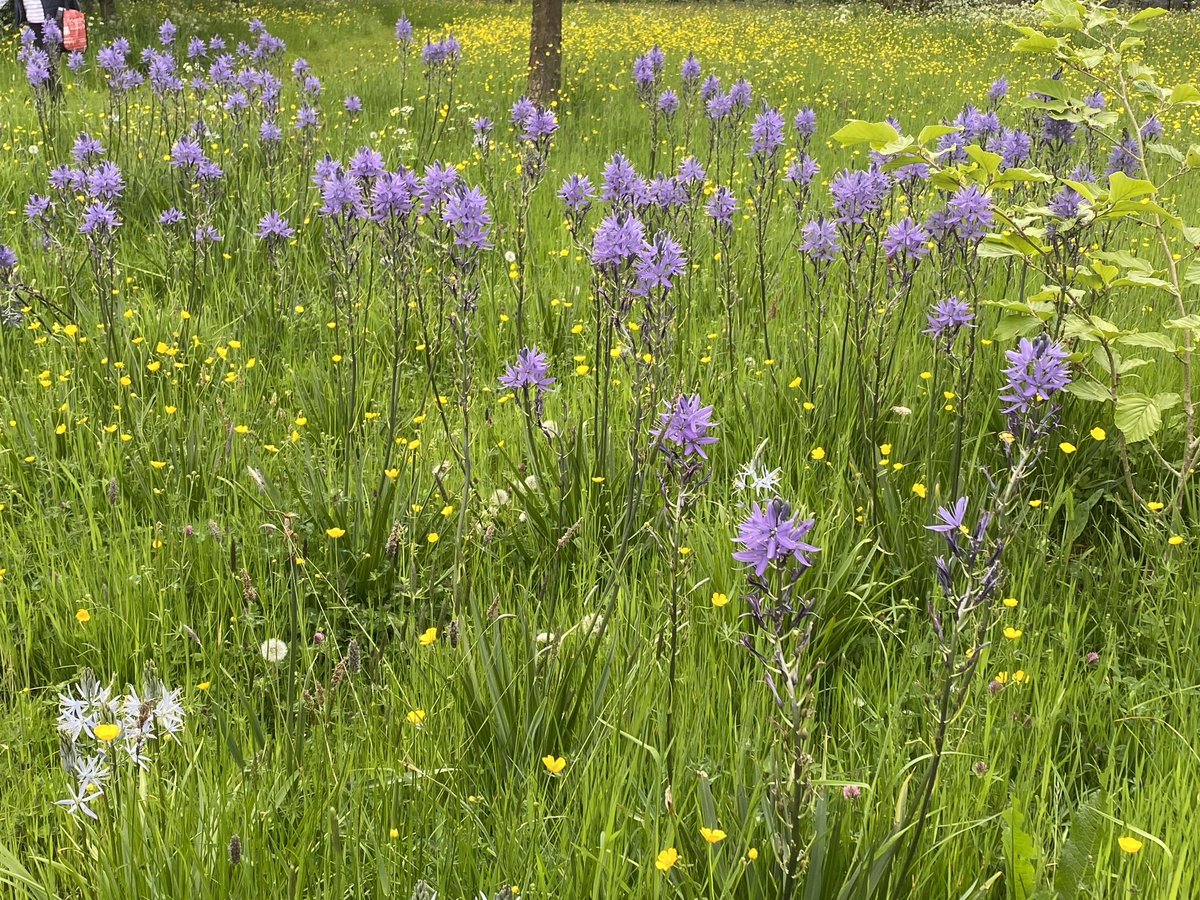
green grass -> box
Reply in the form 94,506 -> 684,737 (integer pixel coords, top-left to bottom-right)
2,1 -> 1200,897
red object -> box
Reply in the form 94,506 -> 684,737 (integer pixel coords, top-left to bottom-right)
60,10 -> 87,53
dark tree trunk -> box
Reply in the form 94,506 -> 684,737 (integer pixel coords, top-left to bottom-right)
528,0 -> 562,104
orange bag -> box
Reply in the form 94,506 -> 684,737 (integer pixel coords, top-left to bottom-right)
60,9 -> 88,53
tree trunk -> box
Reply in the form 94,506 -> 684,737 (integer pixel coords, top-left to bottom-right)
527,0 -> 562,104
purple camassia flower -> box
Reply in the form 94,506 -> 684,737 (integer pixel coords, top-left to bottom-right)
396,17 -> 414,45
601,152 -> 645,208
706,93 -> 733,121
349,147 -> 387,182
67,52 -> 86,72
260,120 -> 283,143
928,496 -> 970,538
194,225 -> 222,244
80,201 -> 120,235
224,92 -> 250,113
170,137 -> 206,170
1140,115 -> 1163,142
681,53 -> 701,84
706,187 -> 737,228
313,156 -> 342,190
26,52 -> 51,88
159,19 -> 176,46
701,74 -> 721,102
729,78 -> 752,109
733,500 -> 819,578
371,168 -> 420,221
72,134 -> 105,165
209,55 -> 236,87
632,53 -> 658,97
86,162 -> 125,201
296,106 -> 319,131
799,219 -> 839,264
658,394 -> 718,459
418,162 -> 459,215
187,37 -> 207,60
49,165 -> 83,193
1106,132 -> 1140,177
749,107 -> 785,159
830,169 -> 889,227
209,36 -> 226,52
472,116 -> 493,147
521,109 -> 557,143
658,89 -> 679,117
1043,115 -> 1076,145
794,107 -> 817,140
591,214 -> 648,269
26,194 -> 54,221
344,95 -> 362,114
996,128 -> 1032,170
559,173 -> 595,213
421,35 -> 462,68
646,176 -> 688,210
678,156 -> 705,186
0,245 -> 18,272
511,96 -> 537,128
923,296 -> 974,341
944,185 -> 994,242
1000,335 -> 1071,413
1048,185 -> 1085,220
256,211 -> 295,242
1085,91 -> 1106,111
302,75 -> 322,97
883,217 -> 930,262
634,233 -> 687,294
292,58 -> 310,79
159,208 -> 185,227
320,171 -> 368,219
987,78 -> 1009,106
443,186 -> 492,251
499,347 -> 555,392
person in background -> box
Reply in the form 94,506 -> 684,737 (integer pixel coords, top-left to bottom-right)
12,0 -> 74,94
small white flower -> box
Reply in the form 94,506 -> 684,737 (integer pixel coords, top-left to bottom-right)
541,420 -> 560,438
892,405 -> 913,417
490,489 -> 511,508
524,474 -> 540,492
504,250 -> 517,264
29,145 -> 40,156
260,638 -> 288,664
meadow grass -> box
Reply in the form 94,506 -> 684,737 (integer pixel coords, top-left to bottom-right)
2,1 -> 1200,897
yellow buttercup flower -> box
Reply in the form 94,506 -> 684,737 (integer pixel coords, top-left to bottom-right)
542,755 -> 567,775
1118,836 -> 1143,854
419,627 -> 438,647
94,723 -> 121,742
912,482 -> 927,499
700,827 -> 727,844
1003,627 -> 1023,640
75,608 -> 91,623
711,592 -> 729,608
326,527 -> 346,539
655,847 -> 679,872
811,446 -> 826,461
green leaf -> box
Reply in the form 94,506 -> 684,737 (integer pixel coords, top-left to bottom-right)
917,124 -> 960,146
1118,332 -> 1176,353
1148,143 -> 1185,164
1184,261 -> 1200,286
1001,803 -> 1040,900
1186,146 -> 1200,169
1054,795 -> 1107,898
1115,392 -> 1163,442
1063,314 -> 1122,342
1012,26 -> 1061,53
995,167 -> 1055,186
965,144 -> 1002,179
1129,6 -> 1169,24
1107,172 -> 1157,203
1041,0 -> 1085,29
1169,83 -> 1200,106
1167,314 -> 1200,331
1067,379 -> 1113,402
831,120 -> 900,149
993,313 -> 1045,342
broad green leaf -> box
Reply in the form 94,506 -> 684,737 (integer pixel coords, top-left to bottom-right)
1118,332 -> 1176,353
1001,803 -> 1040,900
831,120 -> 900,149
1115,391 -> 1163,442
1107,172 -> 1157,203
1067,379 -> 1112,402
993,313 -> 1045,342
1129,6 -> 1168,24
1012,27 -> 1061,53
995,167 -> 1054,186
1184,261 -> 1200,286
1093,250 -> 1151,272
1063,314 -> 1122,342
1041,0 -> 1084,29
1055,795 -> 1106,897
1168,83 -> 1200,106
1064,179 -> 1098,202
1167,314 -> 1200,331
1148,143 -> 1185,164
917,124 -> 960,146
965,144 -> 1002,179
1186,145 -> 1200,169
